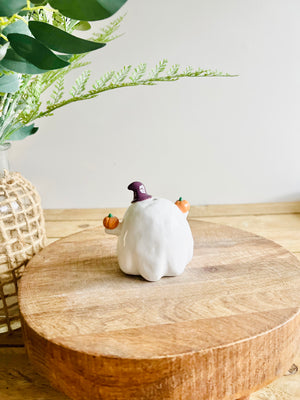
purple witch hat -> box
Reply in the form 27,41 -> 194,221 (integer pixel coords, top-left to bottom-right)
128,181 -> 152,203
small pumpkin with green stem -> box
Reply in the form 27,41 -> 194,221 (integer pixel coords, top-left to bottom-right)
175,197 -> 190,214
103,213 -> 119,230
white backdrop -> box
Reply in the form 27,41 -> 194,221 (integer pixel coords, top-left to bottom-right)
10,0 -> 300,208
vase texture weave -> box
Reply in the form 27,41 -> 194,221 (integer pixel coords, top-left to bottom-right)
0,170 -> 46,333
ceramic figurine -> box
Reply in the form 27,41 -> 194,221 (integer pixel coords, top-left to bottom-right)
103,182 -> 194,281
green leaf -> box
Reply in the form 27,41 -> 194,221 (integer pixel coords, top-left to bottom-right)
0,73 -> 19,93
30,0 -> 47,4
57,54 -> 73,62
75,21 -> 92,31
3,20 -> 32,36
0,43 -> 9,61
48,0 -> 127,21
7,34 -> 70,70
18,9 -> 31,16
96,0 -> 128,16
29,21 -> 106,54
0,0 -> 26,16
0,49 -> 49,74
9,124 -> 38,141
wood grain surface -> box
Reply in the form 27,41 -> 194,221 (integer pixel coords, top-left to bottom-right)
0,348 -> 69,400
18,219 -> 300,400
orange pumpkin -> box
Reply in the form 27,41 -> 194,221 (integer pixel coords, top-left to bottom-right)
175,197 -> 190,213
103,213 -> 119,229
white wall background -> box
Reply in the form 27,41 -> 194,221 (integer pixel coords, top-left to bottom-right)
9,0 -> 300,208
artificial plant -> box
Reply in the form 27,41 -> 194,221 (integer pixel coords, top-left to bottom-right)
0,0 -> 230,144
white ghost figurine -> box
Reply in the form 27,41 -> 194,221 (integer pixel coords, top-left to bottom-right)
103,182 -> 193,281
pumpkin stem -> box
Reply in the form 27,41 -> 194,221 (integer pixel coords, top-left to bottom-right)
179,197 -> 182,202
108,213 -> 113,218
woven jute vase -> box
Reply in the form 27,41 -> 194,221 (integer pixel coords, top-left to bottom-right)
0,170 -> 46,334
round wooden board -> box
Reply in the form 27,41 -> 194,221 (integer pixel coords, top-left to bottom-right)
19,220 -> 300,400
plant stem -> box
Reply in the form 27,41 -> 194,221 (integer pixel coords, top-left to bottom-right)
15,15 -> 28,24
35,71 -> 235,120
0,94 -> 7,115
1,94 -> 12,118
22,6 -> 54,13
35,82 -> 148,118
0,94 -> 12,139
0,76 -> 32,142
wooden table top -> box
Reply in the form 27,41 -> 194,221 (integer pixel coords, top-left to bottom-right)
1,202 -> 300,399
18,219 -> 300,399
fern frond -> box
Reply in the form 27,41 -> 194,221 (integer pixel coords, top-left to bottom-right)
21,76 -> 42,111
30,9 -> 48,23
70,70 -> 91,98
167,64 -> 180,81
52,12 -> 66,29
67,60 -> 91,69
47,75 -> 64,106
23,14 -> 125,103
129,63 -> 147,83
17,75 -> 43,124
91,14 -> 126,43
184,65 -> 193,75
0,75 -> 36,136
38,59 -> 91,96
35,61 -> 235,120
112,65 -> 132,84
150,59 -> 168,79
92,71 -> 115,90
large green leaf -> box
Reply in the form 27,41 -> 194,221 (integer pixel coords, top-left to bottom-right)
29,21 -> 106,54
57,54 -> 73,62
0,0 -> 26,16
48,0 -> 127,21
9,124 -> 38,141
7,33 -> 70,70
0,43 -> 9,61
0,49 -> 49,74
0,73 -> 19,93
19,9 -> 31,16
3,20 -> 32,36
96,0 -> 128,15
30,0 -> 47,4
